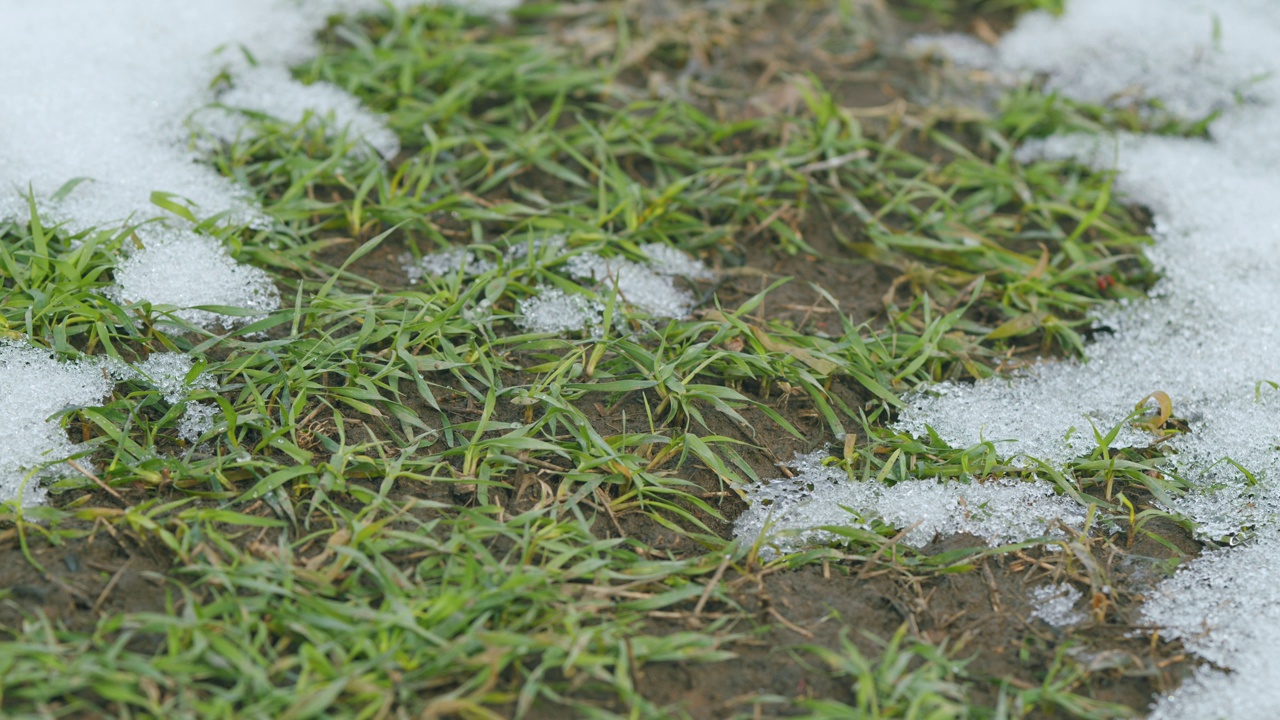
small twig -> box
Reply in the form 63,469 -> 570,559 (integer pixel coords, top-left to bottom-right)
854,520 -> 922,583
93,557 -> 133,614
767,606 -> 814,638
693,552 -> 734,617
66,459 -> 123,503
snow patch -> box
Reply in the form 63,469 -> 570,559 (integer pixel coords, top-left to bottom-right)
1029,583 -> 1086,628
734,450 -> 1086,556
110,228 -> 281,329
0,343 -> 116,506
899,1 -> 1280,716
0,0 -> 514,229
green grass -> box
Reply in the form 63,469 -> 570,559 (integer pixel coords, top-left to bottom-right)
0,2 -> 1192,717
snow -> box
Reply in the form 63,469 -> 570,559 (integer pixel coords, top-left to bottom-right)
1028,583 -> 1085,628
517,288 -> 605,335
405,240 -> 713,325
0,342 -> 116,507
0,0 -> 515,229
896,1 -> 1280,716
110,228 -> 281,329
734,450 -> 1088,556
126,353 -> 221,443
0,0 -> 517,504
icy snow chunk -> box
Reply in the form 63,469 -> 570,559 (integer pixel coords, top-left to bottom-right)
516,287 -> 604,335
112,228 -> 280,329
1029,583 -> 1085,628
0,342 -> 116,506
195,66 -> 400,159
130,352 -> 217,403
400,247 -> 497,283
734,450 -> 1086,555
179,402 -> 221,443
565,251 -> 702,319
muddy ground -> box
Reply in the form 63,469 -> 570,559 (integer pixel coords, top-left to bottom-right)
0,2 -> 1197,718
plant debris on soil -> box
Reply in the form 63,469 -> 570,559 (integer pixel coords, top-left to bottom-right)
0,0 -> 1233,717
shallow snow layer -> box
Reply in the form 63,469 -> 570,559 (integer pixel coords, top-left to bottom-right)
899,1 -> 1280,717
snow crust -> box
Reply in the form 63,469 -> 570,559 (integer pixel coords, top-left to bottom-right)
900,1 -> 1280,717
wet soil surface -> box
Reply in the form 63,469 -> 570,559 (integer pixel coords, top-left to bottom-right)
1,1 -> 1197,717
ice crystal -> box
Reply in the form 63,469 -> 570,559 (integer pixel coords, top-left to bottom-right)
1029,583 -> 1085,628
516,287 -> 604,335
112,228 -> 280,329
734,450 -> 1087,556
0,342 -> 116,506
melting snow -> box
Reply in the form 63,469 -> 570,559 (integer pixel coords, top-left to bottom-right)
404,240 -> 712,327
0,343 -> 116,506
110,228 -> 281,329
734,450 -> 1087,556
1029,583 -> 1085,628
898,1 -> 1280,716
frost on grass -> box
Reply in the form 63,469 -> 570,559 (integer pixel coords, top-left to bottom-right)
897,1 -> 1280,716
0,342 -> 116,507
734,450 -> 1086,556
111,228 -> 280,329
1028,584 -> 1085,628
0,0 -> 514,229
